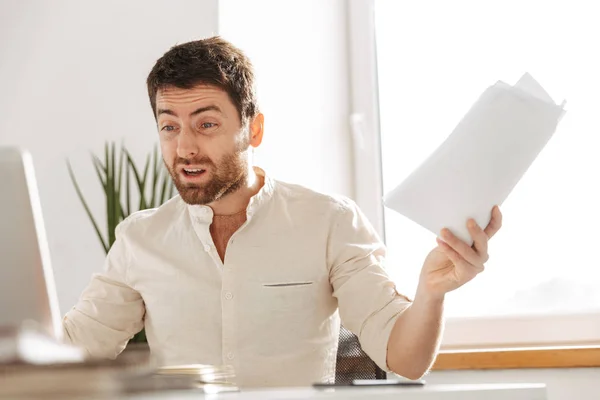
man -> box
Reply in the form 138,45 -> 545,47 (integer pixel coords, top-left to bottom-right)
63,37 -> 502,387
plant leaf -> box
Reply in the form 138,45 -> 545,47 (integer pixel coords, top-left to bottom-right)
106,142 -> 117,248
114,143 -> 125,225
116,144 -> 125,204
91,154 -> 107,190
159,168 -> 169,204
125,151 -> 142,190
67,160 -> 109,253
112,142 -> 121,245
125,150 -> 149,211
125,153 -> 131,218
126,151 -> 144,210
139,153 -> 151,210
150,145 -> 162,208
168,173 -> 175,198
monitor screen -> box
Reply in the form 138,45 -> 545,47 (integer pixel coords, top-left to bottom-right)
0,147 -> 62,339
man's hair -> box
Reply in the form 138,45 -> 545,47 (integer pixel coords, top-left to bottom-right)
146,36 -> 258,124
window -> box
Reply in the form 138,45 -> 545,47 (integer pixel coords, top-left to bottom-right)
348,0 -> 600,352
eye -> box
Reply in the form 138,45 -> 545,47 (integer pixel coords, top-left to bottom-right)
201,122 -> 217,129
161,125 -> 176,132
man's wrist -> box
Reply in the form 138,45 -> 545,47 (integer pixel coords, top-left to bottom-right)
414,284 -> 446,307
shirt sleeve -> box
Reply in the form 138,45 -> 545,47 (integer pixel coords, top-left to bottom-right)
62,220 -> 145,359
327,198 -> 412,372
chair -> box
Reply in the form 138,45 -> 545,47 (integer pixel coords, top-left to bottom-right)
335,325 -> 386,383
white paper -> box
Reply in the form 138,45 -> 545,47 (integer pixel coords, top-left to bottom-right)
383,73 -> 566,244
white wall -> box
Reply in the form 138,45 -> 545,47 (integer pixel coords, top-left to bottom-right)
424,368 -> 600,400
0,0 -> 218,313
1,0 -> 352,314
218,0 -> 355,199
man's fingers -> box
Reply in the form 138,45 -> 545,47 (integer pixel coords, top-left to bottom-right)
437,238 -> 463,265
484,205 -> 503,238
440,228 -> 481,266
467,218 -> 488,261
437,239 -> 484,275
436,205 -> 501,273
455,258 -> 485,275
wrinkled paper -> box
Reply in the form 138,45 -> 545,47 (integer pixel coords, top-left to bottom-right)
383,73 -> 566,244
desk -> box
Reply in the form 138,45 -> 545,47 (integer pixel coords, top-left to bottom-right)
127,383 -> 547,400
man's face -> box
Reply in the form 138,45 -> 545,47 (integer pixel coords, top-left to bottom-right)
156,85 -> 250,205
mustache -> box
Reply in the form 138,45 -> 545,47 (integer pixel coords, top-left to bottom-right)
173,156 -> 215,167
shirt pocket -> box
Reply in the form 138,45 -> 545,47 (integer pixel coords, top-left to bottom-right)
247,281 -> 318,356
259,281 -> 317,314
262,281 -> 314,288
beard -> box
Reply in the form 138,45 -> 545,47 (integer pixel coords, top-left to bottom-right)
167,147 -> 249,206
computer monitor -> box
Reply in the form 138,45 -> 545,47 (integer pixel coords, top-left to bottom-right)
0,146 -> 62,340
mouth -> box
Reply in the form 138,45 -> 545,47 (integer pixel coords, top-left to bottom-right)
181,167 -> 206,177
177,165 -> 210,184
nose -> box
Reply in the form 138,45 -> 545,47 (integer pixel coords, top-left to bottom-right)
176,128 -> 199,160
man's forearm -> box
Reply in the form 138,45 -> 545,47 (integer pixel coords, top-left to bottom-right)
386,287 -> 445,379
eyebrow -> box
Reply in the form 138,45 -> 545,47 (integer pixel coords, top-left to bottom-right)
157,105 -> 223,118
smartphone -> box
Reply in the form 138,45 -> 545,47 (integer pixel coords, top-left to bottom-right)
313,379 -> 426,388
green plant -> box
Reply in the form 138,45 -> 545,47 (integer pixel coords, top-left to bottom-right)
67,142 -> 175,343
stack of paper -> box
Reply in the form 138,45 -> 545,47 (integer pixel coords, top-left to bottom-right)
0,324 -> 85,365
123,364 -> 239,394
0,326 -> 238,397
384,73 -> 566,244
155,363 -> 236,384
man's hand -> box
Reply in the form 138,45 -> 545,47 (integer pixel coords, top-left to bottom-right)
418,206 -> 503,299
386,206 -> 503,379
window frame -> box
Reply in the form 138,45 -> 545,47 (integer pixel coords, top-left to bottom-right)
346,0 -> 600,366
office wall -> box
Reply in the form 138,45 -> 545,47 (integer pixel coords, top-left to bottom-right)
0,0 -> 219,313
218,0 -> 354,199
1,0 -> 353,314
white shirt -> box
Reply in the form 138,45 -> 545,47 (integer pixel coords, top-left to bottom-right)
62,168 -> 412,387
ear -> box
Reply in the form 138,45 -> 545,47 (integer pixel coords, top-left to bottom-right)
248,113 -> 264,148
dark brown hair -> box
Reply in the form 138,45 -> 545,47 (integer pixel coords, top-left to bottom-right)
146,36 -> 258,124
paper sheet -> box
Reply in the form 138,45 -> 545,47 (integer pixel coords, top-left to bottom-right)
383,73 -> 566,244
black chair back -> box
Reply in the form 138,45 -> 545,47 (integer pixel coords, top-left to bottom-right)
335,325 -> 386,383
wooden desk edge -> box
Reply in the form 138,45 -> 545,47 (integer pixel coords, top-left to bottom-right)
432,345 -> 600,370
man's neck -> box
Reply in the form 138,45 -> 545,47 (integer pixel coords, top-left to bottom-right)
209,166 -> 263,216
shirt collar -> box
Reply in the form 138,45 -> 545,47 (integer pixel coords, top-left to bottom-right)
186,166 -> 275,224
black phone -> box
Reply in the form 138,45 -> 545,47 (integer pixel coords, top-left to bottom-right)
313,379 -> 426,388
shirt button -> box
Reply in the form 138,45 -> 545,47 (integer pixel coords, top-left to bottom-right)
224,292 -> 233,300
227,352 -> 235,360
204,244 -> 211,252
